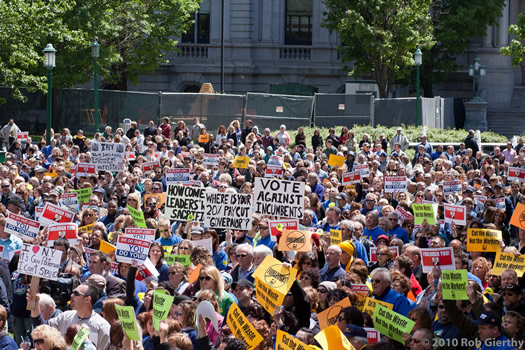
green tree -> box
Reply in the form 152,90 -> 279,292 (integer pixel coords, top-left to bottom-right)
323,0 -> 434,98
501,13 -> 525,66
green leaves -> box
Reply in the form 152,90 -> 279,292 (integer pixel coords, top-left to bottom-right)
500,14 -> 525,66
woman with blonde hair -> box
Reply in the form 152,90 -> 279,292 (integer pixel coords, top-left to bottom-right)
31,324 -> 67,350
126,192 -> 141,210
472,257 -> 491,289
198,265 -> 236,317
80,207 -> 98,227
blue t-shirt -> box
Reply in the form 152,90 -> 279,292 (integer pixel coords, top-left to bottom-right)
213,250 -> 229,271
156,234 -> 182,247
389,226 -> 409,243
362,227 -> 388,243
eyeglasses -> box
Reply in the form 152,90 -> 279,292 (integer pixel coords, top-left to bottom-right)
175,312 -> 183,316
438,305 -> 445,309
376,253 -> 386,256
372,279 -> 383,284
1,185 -> 9,188
416,195 -> 424,198
147,202 -> 157,207
84,214 -> 93,218
152,187 -> 162,191
72,290 -> 86,297
169,271 -> 179,275
199,276 -> 212,281
34,339 -> 45,345
259,226 -> 269,229
236,254 -> 248,258
406,225 -> 414,228
388,218 -> 398,221
318,289 -> 328,293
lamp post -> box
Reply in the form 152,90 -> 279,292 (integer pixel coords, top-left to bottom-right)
468,57 -> 486,102
43,44 -> 56,145
414,46 -> 422,127
92,40 -> 100,133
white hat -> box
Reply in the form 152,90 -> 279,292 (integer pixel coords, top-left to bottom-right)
396,127 -> 402,131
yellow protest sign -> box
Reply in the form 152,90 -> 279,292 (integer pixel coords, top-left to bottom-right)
99,240 -> 116,254
198,134 -> 210,143
276,330 -> 313,350
510,203 -> 525,230
226,303 -> 263,350
373,304 -> 415,344
314,325 -> 354,350
361,297 -> 393,317
330,229 -> 342,245
233,156 -> 250,169
328,154 -> 345,167
466,228 -> 502,252
492,252 -> 525,277
79,223 -> 95,235
278,230 -> 313,252
253,256 -> 296,295
255,277 -> 286,315
317,297 -> 352,330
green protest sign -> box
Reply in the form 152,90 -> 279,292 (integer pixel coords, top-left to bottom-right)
115,305 -> 140,340
441,269 -> 468,300
165,254 -> 191,267
153,290 -> 175,331
373,304 -> 415,343
70,326 -> 90,350
127,205 -> 147,228
71,187 -> 92,204
411,203 -> 437,225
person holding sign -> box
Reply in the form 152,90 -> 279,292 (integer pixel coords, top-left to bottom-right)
199,265 -> 236,317
370,268 -> 412,317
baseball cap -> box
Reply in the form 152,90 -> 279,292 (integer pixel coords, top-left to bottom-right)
494,182 -> 503,189
93,188 -> 106,196
474,311 -> 501,327
34,166 -> 46,173
344,324 -> 367,338
336,193 -> 348,200
221,272 -> 233,285
232,279 -> 254,290
319,281 -> 337,292
8,195 -> 25,211
190,226 -> 204,235
173,295 -> 191,305
503,283 -> 522,294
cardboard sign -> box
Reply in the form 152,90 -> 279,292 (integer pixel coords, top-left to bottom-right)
314,325 -> 354,350
342,171 -> 361,185
373,304 -> 415,344
39,202 -> 75,227
361,297 -> 393,317
71,187 -> 92,205
265,165 -> 283,178
70,327 -> 90,350
115,305 -> 140,341
165,254 -> 191,267
142,161 -> 160,173
466,228 -> 502,252
443,180 -> 462,196
127,205 -> 147,228
276,330 -> 313,350
165,184 -> 206,222
411,203 -> 438,225
384,176 -> 407,193
254,178 -> 304,219
364,328 -> 381,345
165,168 -> 191,184
317,297 -> 352,330
153,290 -> 175,330
508,167 -> 525,182
115,235 -> 152,265
203,154 -> 221,166
48,223 -> 79,245
91,141 -> 125,172
18,243 -> 61,280
269,219 -> 299,237
226,303 -> 263,350
233,156 -> 250,169
369,246 -> 399,263
420,247 -> 455,273
510,203 -> 525,230
144,193 -> 166,208
198,134 -> 210,143
125,228 -> 155,242
441,269 -> 468,300
5,212 -> 40,242
443,203 -> 466,225
355,164 -> 370,178
329,229 -> 342,245
60,193 -> 79,211
328,154 -> 345,167
75,163 -> 96,177
492,252 -> 525,277
278,230 -> 313,252
203,189 -> 253,230
17,131 -> 29,142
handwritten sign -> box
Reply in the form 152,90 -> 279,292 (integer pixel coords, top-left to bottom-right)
71,187 -> 92,205
466,228 -> 502,252
317,297 -> 352,329
278,230 -> 313,252
165,254 -> 191,267
39,202 -> 75,227
18,244 -> 61,280
329,229 -> 342,245
420,247 -> 455,273
203,189 -> 253,230
226,303 -> 263,350
492,252 -> 525,277
91,142 -> 125,172
254,178 -> 304,219
48,223 -> 79,245
115,235 -> 152,265
165,184 -> 206,222
441,269 -> 468,300
115,305 -> 140,341
5,212 -> 40,241
233,156 -> 250,169
373,304 -> 415,344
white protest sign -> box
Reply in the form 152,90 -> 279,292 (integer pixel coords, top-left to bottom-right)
420,247 -> 455,273
165,168 -> 191,184
125,228 -> 156,242
136,258 -> 160,283
48,223 -> 79,245
508,167 -> 525,182
384,176 -> 407,193
60,193 -> 79,212
75,163 -> 97,177
191,238 -> 213,254
203,189 -> 253,230
203,154 -> 221,167
443,203 -> 467,226
268,155 -> 284,167
342,171 -> 361,185
5,212 -> 40,241
254,178 -> 304,219
115,235 -> 152,265
443,180 -> 462,196
91,141 -> 125,172
394,206 -> 413,223
35,207 -> 43,222
496,197 -> 506,210
165,184 -> 206,222
18,243 -> 61,280
125,152 -> 136,161
17,131 -> 29,142
39,202 -> 75,227
355,164 -> 370,178
265,165 -> 283,178
474,195 -> 487,205
142,161 -> 160,174
196,301 -> 219,332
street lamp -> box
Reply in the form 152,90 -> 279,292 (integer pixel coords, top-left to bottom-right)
414,46 -> 423,127
92,39 -> 100,133
43,44 -> 56,145
468,57 -> 486,102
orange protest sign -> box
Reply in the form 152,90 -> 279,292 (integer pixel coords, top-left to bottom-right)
144,193 -> 166,208
314,325 -> 354,350
99,240 -> 116,254
328,154 -> 345,167
188,264 -> 203,284
510,203 -> 525,230
198,134 -> 210,143
317,297 -> 352,329
278,230 -> 313,252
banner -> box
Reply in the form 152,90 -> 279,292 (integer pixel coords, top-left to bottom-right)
18,243 -> 61,280
115,235 -> 152,265
420,247 -> 455,273
127,205 -> 147,228
317,297 -> 352,329
508,167 -> 525,182
48,223 -> 78,245
115,305 -> 140,341
373,304 -> 415,344
71,187 -> 92,205
328,154 -> 345,167
354,164 -> 370,178
466,228 -> 502,252
278,230 -> 313,252
75,163 -> 97,178
254,178 -> 304,219
60,193 -> 79,211
269,219 -> 299,237
165,254 -> 191,267
329,229 -> 342,245
165,168 -> 191,184
384,176 -> 407,193
142,161 -> 160,173
492,252 -> 525,277
39,202 -> 75,227
510,203 -> 525,230
369,246 -> 399,263
165,184 -> 206,222
314,325 -> 354,350
276,330 -> 313,350
411,203 -> 437,225
342,171 -> 361,185
203,154 -> 221,166
226,303 -> 263,350
125,228 -> 155,242
91,142 -> 125,172
233,156 -> 250,169
443,203 -> 466,225
443,180 -> 462,196
153,290 -> 175,330
361,297 -> 393,317
5,212 -> 40,241
441,270 -> 468,300
203,189 -> 253,230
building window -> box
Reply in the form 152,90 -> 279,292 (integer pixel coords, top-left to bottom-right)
285,0 -> 312,45
182,0 -> 210,44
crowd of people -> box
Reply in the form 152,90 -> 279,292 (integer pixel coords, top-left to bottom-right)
0,117 -> 524,350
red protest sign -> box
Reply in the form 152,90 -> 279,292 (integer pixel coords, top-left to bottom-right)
369,246 -> 399,262
142,161 -> 160,173
342,171 -> 361,185
268,219 -> 299,237
444,203 -> 466,225
48,223 -> 79,245
508,167 -> 525,182
39,202 -> 75,226
76,163 -> 97,177
420,247 -> 455,273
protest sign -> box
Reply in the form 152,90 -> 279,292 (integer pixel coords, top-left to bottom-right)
361,297 -> 393,317
125,228 -> 155,242
317,297 -> 352,329
115,235 -> 152,264
254,178 -> 304,219
268,155 -> 284,167
127,205 -> 147,228
441,269 -> 468,300
188,264 -> 203,284
125,152 -> 136,161
198,134 -> 210,143
278,230 -> 313,252
351,284 -> 370,296
329,229 -> 342,245
373,304 -> 415,344
142,161 -> 160,173
496,197 -> 506,210
60,193 -> 79,211
510,203 -> 525,230
91,142 -> 125,172
165,184 -> 206,222
411,203 -> 437,225
233,156 -> 250,169
369,246 -> 399,263
196,301 -> 219,332
508,167 -> 525,182
364,328 -> 381,345
420,247 -> 455,273
269,219 -> 299,237
144,193 -> 166,208
342,171 -> 361,185
492,252 -> 525,277
153,290 -> 175,330
78,223 -> 95,235
115,305 -> 140,341
17,131 -> 29,142
384,176 -> 407,193
314,325 -> 353,350
191,238 -> 213,254
203,153 -> 221,166
474,195 -> 487,205
265,165 -> 283,178
443,180 -> 462,196
443,203 -> 466,225
5,212 -> 40,242
75,163 -> 96,177
70,327 -> 90,350
466,228 -> 502,252
276,330 -> 313,350
48,223 -> 79,245
226,303 -> 263,350
394,206 -> 414,223
165,168 -> 191,184
328,154 -> 345,167
99,240 -> 116,254
136,258 -> 160,283
71,187 -> 92,205
354,164 -> 370,178
18,243 -> 61,280
165,255 -> 191,267
39,202 -> 75,227
203,189 -> 253,230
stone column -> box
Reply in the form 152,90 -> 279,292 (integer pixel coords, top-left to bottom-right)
483,26 -> 493,47
497,0 -> 509,47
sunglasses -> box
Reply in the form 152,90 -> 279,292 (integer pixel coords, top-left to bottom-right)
318,289 -> 328,293
372,279 -> 383,284
236,254 -> 248,258
376,253 -> 386,256
1,185 -> 10,188
72,290 -> 86,297
259,226 -> 269,229
175,312 -> 183,316
200,276 -> 212,281
169,271 -> 179,275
